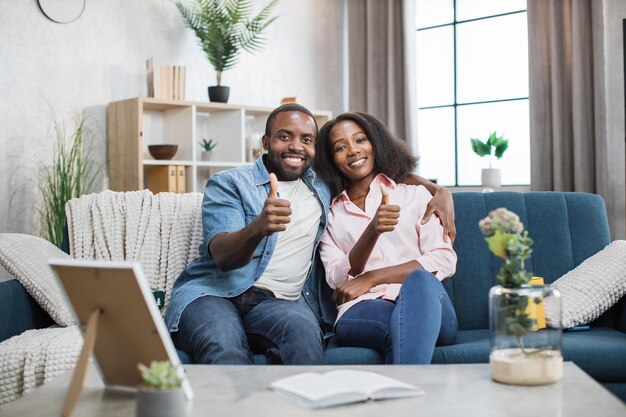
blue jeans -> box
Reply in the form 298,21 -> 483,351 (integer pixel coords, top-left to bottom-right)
173,287 -> 324,365
334,270 -> 457,364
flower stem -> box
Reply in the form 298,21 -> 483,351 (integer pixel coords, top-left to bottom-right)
515,335 -> 552,355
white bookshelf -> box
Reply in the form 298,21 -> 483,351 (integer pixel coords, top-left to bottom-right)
107,97 -> 332,192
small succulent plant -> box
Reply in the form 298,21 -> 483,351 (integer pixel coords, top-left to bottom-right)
199,137 -> 217,151
137,361 -> 183,390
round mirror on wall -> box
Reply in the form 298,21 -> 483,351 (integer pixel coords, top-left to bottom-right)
37,0 -> 86,24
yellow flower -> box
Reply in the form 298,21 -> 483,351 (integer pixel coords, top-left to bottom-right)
485,230 -> 516,259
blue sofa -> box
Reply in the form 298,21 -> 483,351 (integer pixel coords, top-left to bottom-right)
319,192 -> 626,402
1,192 -> 625,401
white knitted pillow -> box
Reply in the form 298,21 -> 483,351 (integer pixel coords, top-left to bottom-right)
545,240 -> 626,328
0,234 -> 75,326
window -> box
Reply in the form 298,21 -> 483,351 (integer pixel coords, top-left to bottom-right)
416,0 -> 529,186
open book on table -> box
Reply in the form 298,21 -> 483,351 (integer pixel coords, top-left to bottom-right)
269,369 -> 424,409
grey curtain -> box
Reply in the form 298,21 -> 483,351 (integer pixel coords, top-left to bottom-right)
528,0 -> 625,238
346,0 -> 416,145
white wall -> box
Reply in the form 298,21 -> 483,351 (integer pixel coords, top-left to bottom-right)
0,0 -> 343,237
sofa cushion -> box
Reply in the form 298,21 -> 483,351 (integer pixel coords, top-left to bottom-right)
432,329 -> 491,364
429,328 -> 626,383
562,327 -> 626,382
0,234 -> 74,326
545,241 -> 626,329
324,346 -> 383,365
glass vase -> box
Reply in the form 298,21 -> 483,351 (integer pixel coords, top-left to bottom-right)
489,284 -> 563,385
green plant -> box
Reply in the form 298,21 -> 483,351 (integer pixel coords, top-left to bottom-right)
199,137 -> 217,151
470,132 -> 509,168
480,208 -> 546,355
38,115 -> 97,248
176,0 -> 280,86
137,361 -> 183,390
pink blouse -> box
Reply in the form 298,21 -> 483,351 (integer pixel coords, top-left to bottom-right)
319,174 -> 457,322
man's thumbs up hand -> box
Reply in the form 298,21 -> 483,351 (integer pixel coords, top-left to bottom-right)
269,172 -> 279,199
256,173 -> 291,236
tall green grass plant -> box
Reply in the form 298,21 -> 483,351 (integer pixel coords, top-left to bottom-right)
38,115 -> 97,248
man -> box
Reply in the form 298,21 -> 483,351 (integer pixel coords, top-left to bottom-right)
165,103 -> 455,364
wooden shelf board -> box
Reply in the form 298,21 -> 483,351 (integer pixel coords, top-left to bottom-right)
196,161 -> 251,168
143,160 -> 193,166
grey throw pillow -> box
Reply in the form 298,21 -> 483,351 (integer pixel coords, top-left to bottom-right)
545,240 -> 626,328
0,234 -> 75,326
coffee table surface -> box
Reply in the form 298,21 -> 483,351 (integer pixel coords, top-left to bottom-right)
3,362 -> 625,416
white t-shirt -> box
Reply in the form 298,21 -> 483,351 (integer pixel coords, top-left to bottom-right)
254,178 -> 322,300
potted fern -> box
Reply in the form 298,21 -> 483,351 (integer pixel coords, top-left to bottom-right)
470,131 -> 508,190
176,0 -> 280,103
136,361 -> 187,417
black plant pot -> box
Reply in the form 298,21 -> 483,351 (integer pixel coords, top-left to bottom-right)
208,86 -> 230,103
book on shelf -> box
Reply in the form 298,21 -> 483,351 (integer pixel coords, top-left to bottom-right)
146,165 -> 186,193
173,66 -> 179,100
176,166 -> 186,193
178,66 -> 186,100
269,369 -> 424,409
146,58 -> 186,100
146,58 -> 156,98
160,65 -> 167,100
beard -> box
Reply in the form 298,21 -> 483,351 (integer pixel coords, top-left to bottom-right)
263,152 -> 312,181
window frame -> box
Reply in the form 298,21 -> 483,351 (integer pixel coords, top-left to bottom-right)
417,5 -> 529,186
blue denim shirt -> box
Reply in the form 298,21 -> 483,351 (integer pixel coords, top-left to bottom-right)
165,157 -> 332,333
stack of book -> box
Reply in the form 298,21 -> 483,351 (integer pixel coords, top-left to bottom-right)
146,58 -> 186,100
146,165 -> 187,194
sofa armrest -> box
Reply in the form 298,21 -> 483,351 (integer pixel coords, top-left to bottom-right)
0,279 -> 54,342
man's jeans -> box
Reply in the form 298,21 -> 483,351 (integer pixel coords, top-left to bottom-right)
173,287 -> 324,364
334,270 -> 457,364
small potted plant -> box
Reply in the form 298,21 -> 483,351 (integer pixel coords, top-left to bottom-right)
176,0 -> 280,103
198,137 -> 217,161
136,361 -> 187,417
470,131 -> 508,189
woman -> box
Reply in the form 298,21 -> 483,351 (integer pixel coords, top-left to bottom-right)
314,112 -> 457,364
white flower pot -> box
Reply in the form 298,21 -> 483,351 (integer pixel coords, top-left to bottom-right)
481,168 -> 501,189
201,151 -> 213,162
136,387 -> 188,417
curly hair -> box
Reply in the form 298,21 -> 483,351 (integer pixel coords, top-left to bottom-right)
314,112 -> 417,198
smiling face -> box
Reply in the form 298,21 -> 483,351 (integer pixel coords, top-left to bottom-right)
329,120 -> 377,184
262,111 -> 317,181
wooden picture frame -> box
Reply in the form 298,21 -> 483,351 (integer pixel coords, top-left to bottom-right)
49,259 -> 193,416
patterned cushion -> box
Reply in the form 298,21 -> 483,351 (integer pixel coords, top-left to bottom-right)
0,234 -> 74,326
545,241 -> 626,328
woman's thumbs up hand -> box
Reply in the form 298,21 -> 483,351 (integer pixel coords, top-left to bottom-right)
369,183 -> 400,235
